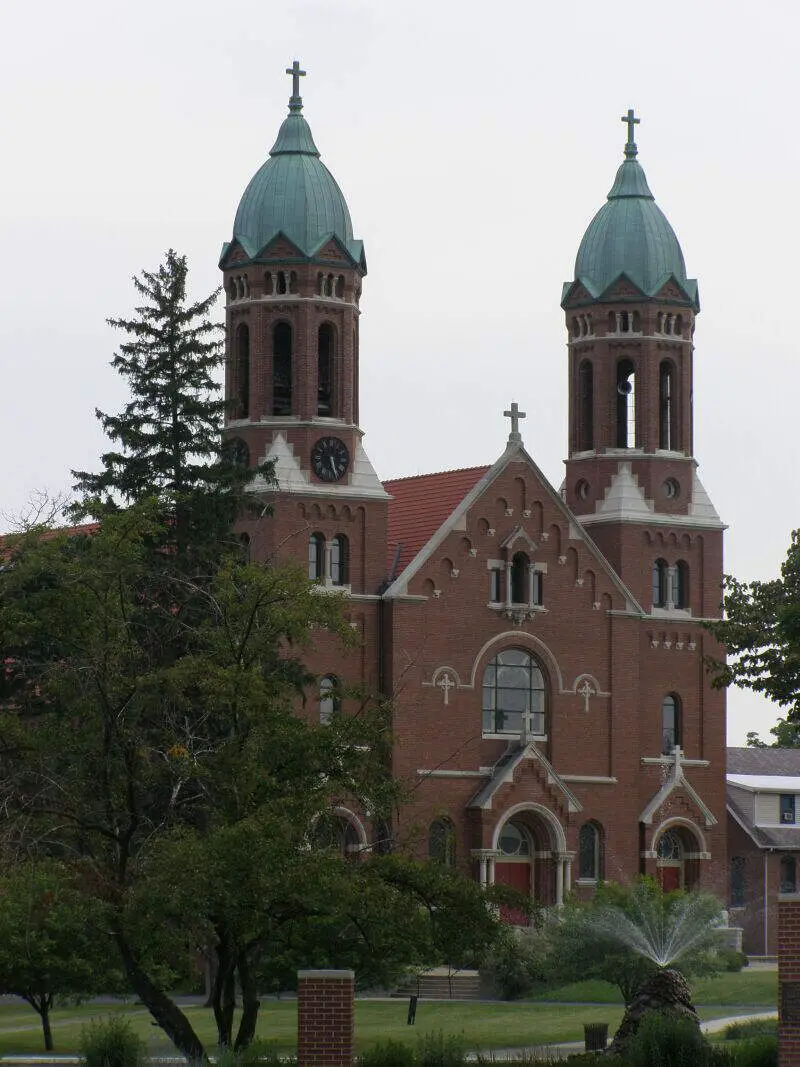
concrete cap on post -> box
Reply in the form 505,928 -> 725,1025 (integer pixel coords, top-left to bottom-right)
297,970 -> 356,979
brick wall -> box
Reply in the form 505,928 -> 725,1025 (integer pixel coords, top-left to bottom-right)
297,969 -> 355,1067
779,895 -> 800,1065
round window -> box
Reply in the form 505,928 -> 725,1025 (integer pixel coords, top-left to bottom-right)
663,478 -> 680,499
498,822 -> 530,856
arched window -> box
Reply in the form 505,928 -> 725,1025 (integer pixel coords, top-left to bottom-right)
234,323 -> 250,419
264,271 -> 274,295
781,855 -> 798,894
308,532 -> 325,581
616,359 -> 636,448
657,829 -> 682,861
428,817 -> 457,867
319,675 -> 340,724
330,535 -> 349,586
489,568 -> 503,603
335,275 -> 345,299
662,694 -> 681,754
482,648 -> 546,736
272,322 -> 292,415
578,360 -> 593,451
659,361 -> 677,450
675,314 -> 683,336
239,532 -> 251,563
276,272 -> 287,295
510,551 -> 529,604
498,821 -> 531,856
652,558 -> 668,608
228,280 -> 237,303
730,856 -> 746,907
578,822 -> 603,881
317,324 -> 335,416
312,812 -> 361,860
673,561 -> 690,609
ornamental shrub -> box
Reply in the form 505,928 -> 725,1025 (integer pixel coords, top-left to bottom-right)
78,1016 -> 144,1067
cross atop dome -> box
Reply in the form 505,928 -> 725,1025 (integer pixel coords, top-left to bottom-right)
621,108 -> 640,160
286,60 -> 306,111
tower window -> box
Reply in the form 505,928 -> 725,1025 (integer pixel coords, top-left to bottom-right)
317,324 -> 336,416
659,361 -> 677,450
510,552 -> 529,604
652,558 -> 667,608
330,535 -> 349,586
272,322 -> 292,415
276,272 -> 287,295
264,271 -> 274,295
308,532 -> 325,581
673,561 -> 690,609
578,359 -> 593,451
234,323 -> 250,420
616,359 -> 636,448
661,693 -> 681,753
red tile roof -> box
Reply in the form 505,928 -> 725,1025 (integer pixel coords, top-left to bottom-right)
384,466 -> 491,579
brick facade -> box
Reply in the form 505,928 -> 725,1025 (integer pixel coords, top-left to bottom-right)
779,896 -> 800,1065
297,969 -> 355,1067
220,97 -> 727,914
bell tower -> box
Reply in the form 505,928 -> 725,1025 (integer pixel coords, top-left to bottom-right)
561,112 -> 724,615
220,63 -> 389,594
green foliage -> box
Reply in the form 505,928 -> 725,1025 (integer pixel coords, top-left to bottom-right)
706,529 -> 800,719
482,927 -> 548,999
724,1019 -> 777,1041
716,948 -> 748,972
726,1036 -> 778,1067
623,1011 -> 708,1067
545,879 -> 725,1005
216,1040 -> 296,1067
358,1040 -> 417,1067
78,1016 -> 145,1067
415,1031 -> 467,1067
0,861 -> 122,1050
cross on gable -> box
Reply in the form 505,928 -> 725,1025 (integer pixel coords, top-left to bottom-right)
621,108 -> 640,158
504,402 -> 526,443
286,60 -> 306,106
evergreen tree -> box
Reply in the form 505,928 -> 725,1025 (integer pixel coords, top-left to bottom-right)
70,249 -> 253,561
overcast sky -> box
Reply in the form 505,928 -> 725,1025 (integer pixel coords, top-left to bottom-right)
1,0 -> 795,745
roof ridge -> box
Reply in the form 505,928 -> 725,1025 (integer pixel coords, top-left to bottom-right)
383,465 -> 490,485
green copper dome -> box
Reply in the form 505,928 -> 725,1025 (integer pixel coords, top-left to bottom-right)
566,113 -> 697,309
223,68 -> 364,268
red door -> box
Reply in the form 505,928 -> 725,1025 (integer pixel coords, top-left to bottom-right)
658,866 -> 681,893
495,862 -> 531,924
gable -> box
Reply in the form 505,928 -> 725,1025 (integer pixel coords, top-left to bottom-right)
384,441 -> 641,613
653,277 -> 692,303
561,280 -> 596,308
219,240 -> 249,268
597,273 -> 647,302
258,233 -> 306,261
314,238 -> 350,263
384,467 -> 490,578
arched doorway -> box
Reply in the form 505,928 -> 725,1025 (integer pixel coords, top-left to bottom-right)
491,806 -> 567,922
653,822 -> 703,892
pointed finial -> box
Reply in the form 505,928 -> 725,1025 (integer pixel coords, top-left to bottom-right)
504,402 -> 526,445
621,108 -> 640,159
286,60 -> 306,112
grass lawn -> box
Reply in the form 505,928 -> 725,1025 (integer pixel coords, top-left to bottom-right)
0,971 -> 777,1057
534,968 -> 778,1007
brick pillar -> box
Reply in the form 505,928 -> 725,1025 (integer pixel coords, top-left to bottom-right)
779,894 -> 800,1066
297,969 -> 355,1067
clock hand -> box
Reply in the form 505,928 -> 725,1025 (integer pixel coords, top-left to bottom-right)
330,456 -> 337,476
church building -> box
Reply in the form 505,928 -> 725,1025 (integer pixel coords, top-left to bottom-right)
219,65 -> 728,910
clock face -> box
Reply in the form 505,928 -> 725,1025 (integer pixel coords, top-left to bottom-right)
311,436 -> 350,482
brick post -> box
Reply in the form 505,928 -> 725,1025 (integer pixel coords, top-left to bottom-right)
297,969 -> 355,1067
779,894 -> 800,1065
